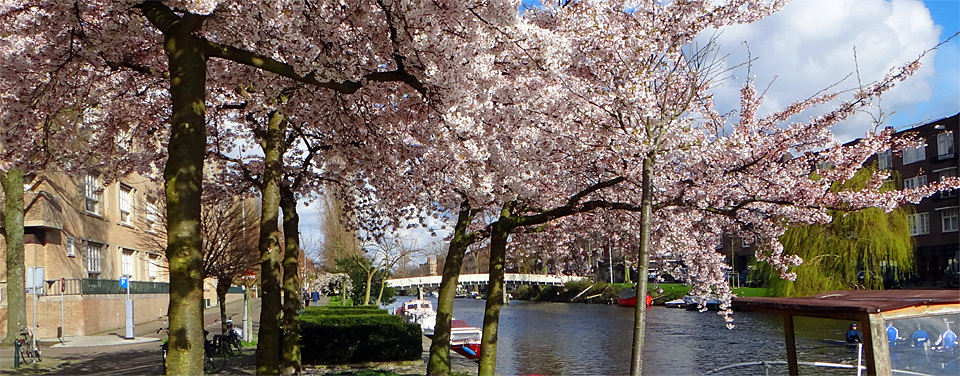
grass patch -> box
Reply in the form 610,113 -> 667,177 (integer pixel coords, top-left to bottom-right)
328,296 -> 355,307
648,284 -> 773,300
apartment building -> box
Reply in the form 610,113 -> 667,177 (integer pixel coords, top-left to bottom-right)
0,171 -> 170,338
877,113 -> 960,283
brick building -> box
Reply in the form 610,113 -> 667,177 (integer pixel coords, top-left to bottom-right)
876,113 -> 959,283
0,171 -> 171,338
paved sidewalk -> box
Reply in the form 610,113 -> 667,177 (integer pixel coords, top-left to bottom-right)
1,296 -> 260,374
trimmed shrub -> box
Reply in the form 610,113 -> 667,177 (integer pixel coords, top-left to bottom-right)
301,321 -> 422,364
303,306 -> 389,316
301,313 -> 403,326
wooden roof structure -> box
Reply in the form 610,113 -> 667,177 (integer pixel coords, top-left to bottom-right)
733,290 -> 960,375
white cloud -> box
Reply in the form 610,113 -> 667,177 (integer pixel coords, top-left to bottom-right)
703,0 -> 941,141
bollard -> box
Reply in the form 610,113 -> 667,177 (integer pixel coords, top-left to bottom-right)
14,339 -> 20,368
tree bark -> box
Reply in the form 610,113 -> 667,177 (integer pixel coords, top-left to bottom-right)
256,111 -> 286,375
364,267 -> 374,305
217,274 -> 231,335
478,203 -> 514,376
158,12 -> 208,376
629,156 -> 654,376
427,200 -> 477,376
279,186 -> 302,375
1,168 -> 26,345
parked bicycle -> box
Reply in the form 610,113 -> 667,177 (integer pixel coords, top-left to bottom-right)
17,327 -> 42,365
158,328 -> 227,374
214,320 -> 243,356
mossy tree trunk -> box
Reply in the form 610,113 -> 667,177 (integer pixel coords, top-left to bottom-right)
279,186 -> 302,375
478,202 -> 516,376
1,168 -> 26,346
256,111 -> 286,375
427,200 -> 479,375
140,6 -> 211,374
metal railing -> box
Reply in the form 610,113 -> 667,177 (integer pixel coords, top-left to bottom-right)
36,278 -> 170,295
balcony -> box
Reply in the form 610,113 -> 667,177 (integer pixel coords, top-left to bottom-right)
24,191 -> 63,230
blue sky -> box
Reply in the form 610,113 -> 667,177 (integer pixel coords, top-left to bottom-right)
702,0 -> 959,141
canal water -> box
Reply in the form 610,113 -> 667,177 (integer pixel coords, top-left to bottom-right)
389,297 -> 957,375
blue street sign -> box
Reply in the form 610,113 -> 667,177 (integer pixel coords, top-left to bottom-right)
119,276 -> 129,289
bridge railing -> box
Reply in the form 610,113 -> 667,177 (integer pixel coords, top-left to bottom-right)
386,273 -> 587,288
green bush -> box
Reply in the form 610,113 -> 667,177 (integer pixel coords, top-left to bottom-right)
511,285 -> 538,300
301,321 -> 421,364
301,313 -> 402,326
303,306 -> 388,316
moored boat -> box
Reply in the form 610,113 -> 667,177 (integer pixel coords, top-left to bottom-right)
683,295 -> 722,310
427,318 -> 483,360
396,299 -> 437,335
616,287 -> 652,307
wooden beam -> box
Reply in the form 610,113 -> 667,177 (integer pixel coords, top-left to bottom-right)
783,313 -> 799,375
865,313 -> 891,376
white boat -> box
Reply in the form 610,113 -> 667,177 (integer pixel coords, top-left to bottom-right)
396,299 -> 437,335
665,298 -> 686,308
683,295 -> 722,310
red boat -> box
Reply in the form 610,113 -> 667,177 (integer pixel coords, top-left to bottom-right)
616,287 -> 652,307
427,319 -> 483,360
451,340 -> 481,360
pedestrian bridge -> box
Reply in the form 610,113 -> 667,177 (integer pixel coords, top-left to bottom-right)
385,273 -> 587,289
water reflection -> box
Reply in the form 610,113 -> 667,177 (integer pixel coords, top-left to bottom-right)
387,297 -> 958,375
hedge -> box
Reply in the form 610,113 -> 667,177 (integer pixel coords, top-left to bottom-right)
303,306 -> 389,316
301,321 -> 422,364
301,313 -> 403,326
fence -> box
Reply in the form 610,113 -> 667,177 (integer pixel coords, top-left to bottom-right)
38,278 -> 170,296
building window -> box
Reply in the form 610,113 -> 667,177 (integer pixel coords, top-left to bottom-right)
145,203 -> 158,233
942,208 -> 959,233
903,175 -> 927,189
902,145 -> 926,165
938,131 -> 955,159
908,213 -> 930,236
84,175 -> 102,215
66,236 -> 76,257
149,255 -> 159,279
121,249 -> 134,277
119,184 -> 133,225
941,169 -> 958,199
84,241 -> 103,277
878,149 -> 893,170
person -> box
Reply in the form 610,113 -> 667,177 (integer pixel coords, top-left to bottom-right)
886,322 -> 900,345
846,323 -> 863,343
934,325 -> 957,350
911,325 -> 929,348
226,319 -> 243,339
311,290 -> 320,306
302,289 -> 311,308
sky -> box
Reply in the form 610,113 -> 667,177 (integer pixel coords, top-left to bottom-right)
298,0 -> 960,259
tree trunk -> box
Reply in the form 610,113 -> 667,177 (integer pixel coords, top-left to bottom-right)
629,156 -> 654,376
279,187 -> 302,375
364,269 -> 374,305
376,274 -> 387,306
478,204 -> 514,376
1,168 -> 26,345
159,13 -> 208,375
217,274 -> 231,335
256,111 -> 286,375
427,200 -> 477,376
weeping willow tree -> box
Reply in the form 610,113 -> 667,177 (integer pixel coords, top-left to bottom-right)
765,166 -> 915,297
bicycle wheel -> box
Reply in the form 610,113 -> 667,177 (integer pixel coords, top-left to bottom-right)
204,346 -> 227,374
229,336 -> 243,355
19,347 -> 36,365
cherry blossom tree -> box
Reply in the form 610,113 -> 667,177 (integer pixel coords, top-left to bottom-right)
0,2 -> 166,345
